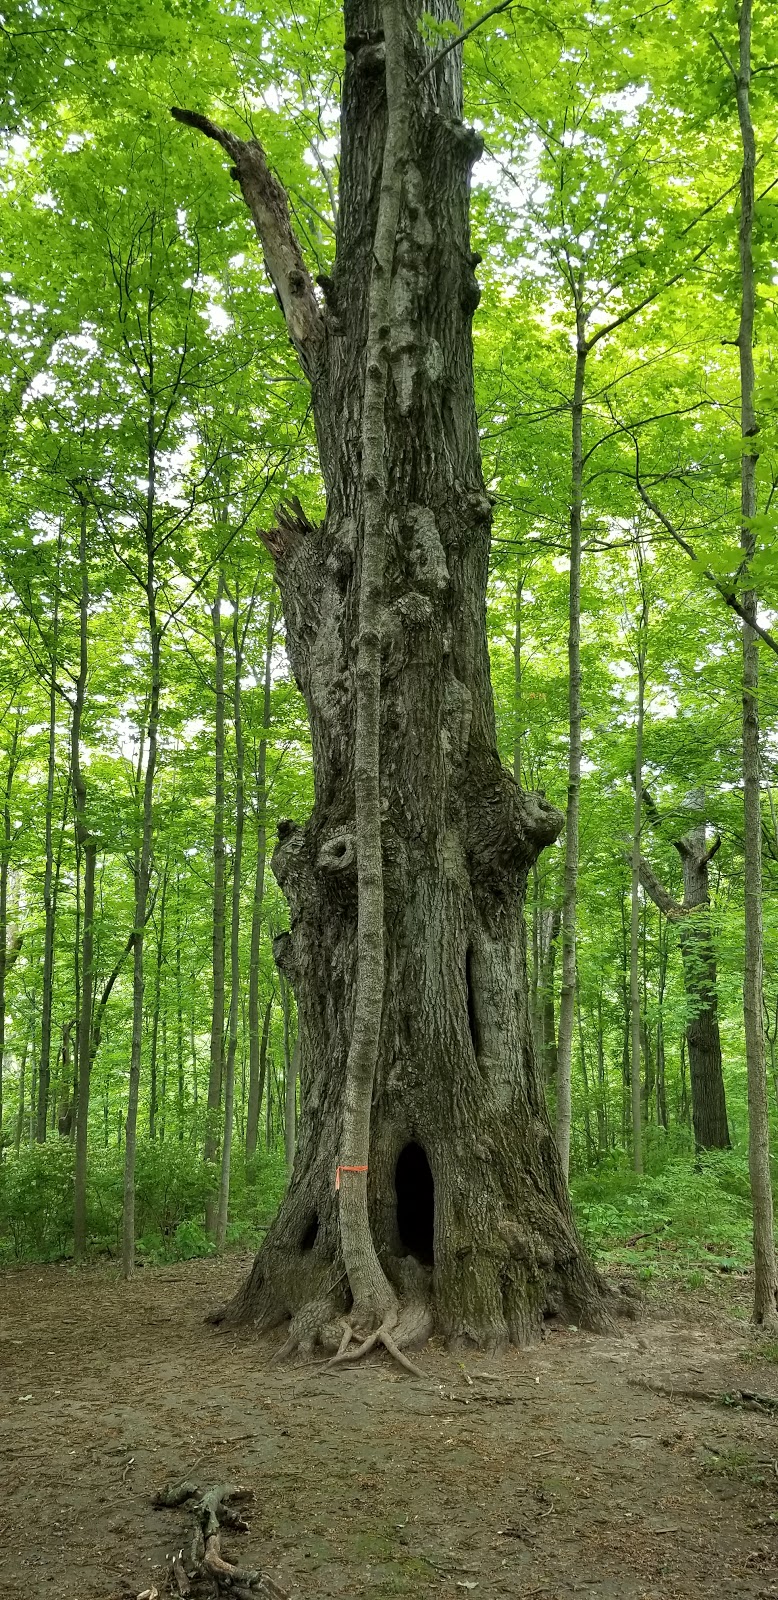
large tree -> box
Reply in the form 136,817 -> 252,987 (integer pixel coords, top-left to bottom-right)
171,0 -> 616,1357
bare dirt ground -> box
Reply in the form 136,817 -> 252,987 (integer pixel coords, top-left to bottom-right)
2,1256 -> 778,1600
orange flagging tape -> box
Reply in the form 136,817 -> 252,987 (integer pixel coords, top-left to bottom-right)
335,1164 -> 368,1191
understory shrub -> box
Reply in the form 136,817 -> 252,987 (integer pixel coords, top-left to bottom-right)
572,1150 -> 756,1274
0,1137 -> 288,1262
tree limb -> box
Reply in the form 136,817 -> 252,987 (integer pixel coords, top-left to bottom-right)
633,447 -> 778,660
637,856 -> 684,921
170,108 -> 324,380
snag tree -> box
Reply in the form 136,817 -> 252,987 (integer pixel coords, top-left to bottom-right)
173,0 -> 614,1355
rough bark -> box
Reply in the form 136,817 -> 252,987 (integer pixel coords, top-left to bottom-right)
176,0 -> 615,1353
731,0 -> 778,1325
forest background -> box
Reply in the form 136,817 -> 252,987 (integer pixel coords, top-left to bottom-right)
0,0 -> 777,1287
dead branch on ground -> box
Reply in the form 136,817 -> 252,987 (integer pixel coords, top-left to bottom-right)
148,1480 -> 291,1599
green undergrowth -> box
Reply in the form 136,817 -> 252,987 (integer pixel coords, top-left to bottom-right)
0,1138 -> 288,1264
571,1148 -> 757,1283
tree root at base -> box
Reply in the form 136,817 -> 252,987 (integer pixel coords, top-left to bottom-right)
269,1291 -> 434,1378
325,1319 -> 424,1377
149,1481 -> 290,1599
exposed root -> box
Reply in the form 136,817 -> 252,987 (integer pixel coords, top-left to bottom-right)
151,1480 -> 290,1598
381,1324 -> 424,1376
325,1306 -> 429,1378
335,1321 -> 353,1358
327,1327 -> 382,1368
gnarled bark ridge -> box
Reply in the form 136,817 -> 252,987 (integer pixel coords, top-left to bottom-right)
174,0 -> 616,1353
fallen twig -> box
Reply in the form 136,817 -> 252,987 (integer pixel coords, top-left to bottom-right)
625,1222 -> 671,1247
630,1377 -> 778,1414
152,1480 -> 290,1598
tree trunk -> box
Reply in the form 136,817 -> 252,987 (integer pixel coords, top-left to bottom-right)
72,505 -> 97,1263
556,334 -> 587,1181
0,712 -> 21,1140
246,599 -> 275,1161
629,585 -> 647,1174
280,973 -> 297,1174
176,872 -> 186,1141
183,0 -> 613,1352
675,829 -> 729,1148
537,906 -> 560,1086
733,0 -> 778,1324
216,592 -> 247,1251
656,914 -> 668,1131
246,994 -> 272,1166
36,558 -> 61,1143
205,571 -> 227,1237
637,801 -> 729,1149
122,426 -> 162,1280
149,859 -> 169,1140
595,987 -> 608,1156
14,1037 -> 28,1155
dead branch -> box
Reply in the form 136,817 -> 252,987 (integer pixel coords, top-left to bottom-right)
151,1480 -> 290,1598
171,108 -> 324,380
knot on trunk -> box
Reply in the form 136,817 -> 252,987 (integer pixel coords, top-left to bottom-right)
402,504 -> 449,593
272,820 -> 316,918
273,931 -> 297,984
316,832 -> 358,907
466,767 -> 563,897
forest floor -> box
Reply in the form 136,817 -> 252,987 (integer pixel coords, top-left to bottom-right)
2,1256 -> 778,1600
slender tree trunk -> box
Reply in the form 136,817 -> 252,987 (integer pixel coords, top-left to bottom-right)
538,907 -> 560,1086
247,599 -> 275,1160
72,506 -> 97,1263
247,994 -> 273,1167
205,572 -> 227,1236
595,987 -> 608,1155
556,333 -> 587,1181
629,588 -> 647,1174
122,425 -> 161,1281
159,1011 -> 168,1141
148,860 -> 169,1140
656,915 -> 668,1131
0,714 -> 21,1139
176,873 -> 186,1141
265,1052 -> 273,1151
576,987 -> 594,1167
14,1038 -> 28,1154
280,973 -> 298,1174
216,595 -> 247,1251
333,0 -> 410,1332
190,995 -> 199,1124
36,562 -> 61,1143
734,0 -> 778,1324
513,571 -> 523,786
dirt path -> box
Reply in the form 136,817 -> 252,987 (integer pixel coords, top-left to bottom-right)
1,1256 -> 777,1599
